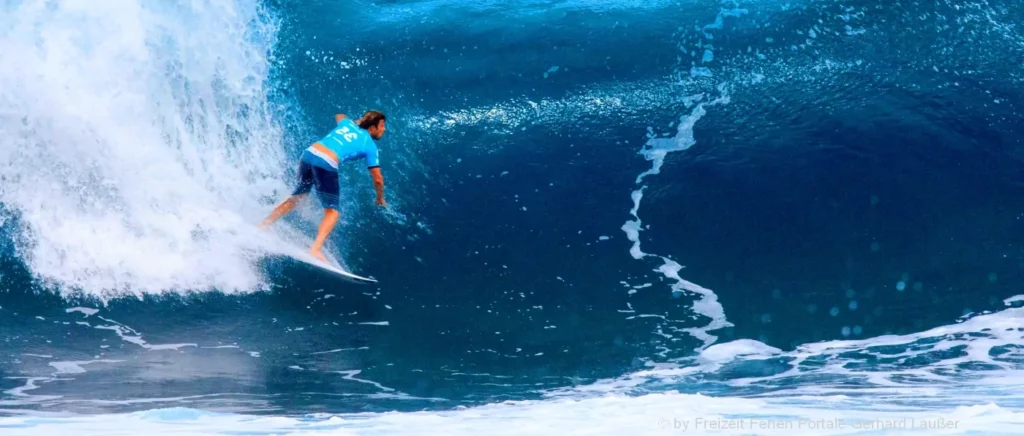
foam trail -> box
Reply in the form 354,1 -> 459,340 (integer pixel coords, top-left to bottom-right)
621,5 -> 744,351
335,370 -> 396,392
0,0 -> 294,297
623,101 -> 732,350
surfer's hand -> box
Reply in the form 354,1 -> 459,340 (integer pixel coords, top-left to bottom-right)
376,197 -> 387,207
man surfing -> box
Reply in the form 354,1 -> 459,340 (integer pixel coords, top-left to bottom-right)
260,110 -> 388,264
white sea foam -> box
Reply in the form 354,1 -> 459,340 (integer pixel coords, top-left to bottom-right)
1,391 -> 1021,436
65,307 -> 99,317
0,0 -> 300,297
546,305 -> 1024,403
49,360 -> 122,375
405,78 -> 678,139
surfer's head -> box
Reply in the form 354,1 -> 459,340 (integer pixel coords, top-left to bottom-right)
357,110 -> 387,140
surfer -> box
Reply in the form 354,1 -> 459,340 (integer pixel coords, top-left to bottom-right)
260,110 -> 388,263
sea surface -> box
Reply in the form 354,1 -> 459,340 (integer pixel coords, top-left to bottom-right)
3,0 -> 1024,434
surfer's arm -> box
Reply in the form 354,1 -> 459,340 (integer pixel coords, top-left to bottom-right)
369,167 -> 386,206
334,113 -> 348,123
365,146 -> 384,206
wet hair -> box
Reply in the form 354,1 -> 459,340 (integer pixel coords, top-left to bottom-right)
356,110 -> 386,129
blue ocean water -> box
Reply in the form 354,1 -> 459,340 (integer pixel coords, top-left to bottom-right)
3,0 -> 1024,434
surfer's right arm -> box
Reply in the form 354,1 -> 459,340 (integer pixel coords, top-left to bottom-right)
335,113 -> 348,123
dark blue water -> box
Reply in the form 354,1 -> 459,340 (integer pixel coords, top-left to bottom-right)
3,0 -> 1024,419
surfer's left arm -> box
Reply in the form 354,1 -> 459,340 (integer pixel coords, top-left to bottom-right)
369,167 -> 386,206
365,145 -> 385,206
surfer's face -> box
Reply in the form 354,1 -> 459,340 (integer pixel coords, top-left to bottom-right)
368,120 -> 386,140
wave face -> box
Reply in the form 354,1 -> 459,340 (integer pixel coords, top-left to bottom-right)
4,0 -> 1024,433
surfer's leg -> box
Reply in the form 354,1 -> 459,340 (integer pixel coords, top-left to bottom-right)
260,160 -> 314,228
308,165 -> 341,263
310,208 -> 339,263
260,195 -> 306,229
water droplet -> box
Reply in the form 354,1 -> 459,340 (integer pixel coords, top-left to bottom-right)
806,304 -> 818,314
853,325 -> 863,335
830,307 -> 840,317
848,300 -> 858,311
760,313 -> 772,324
845,289 -> 855,298
841,326 -> 851,337
870,242 -> 880,252
896,281 -> 906,291
988,272 -> 998,283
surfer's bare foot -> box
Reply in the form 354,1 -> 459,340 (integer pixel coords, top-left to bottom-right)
310,248 -> 328,264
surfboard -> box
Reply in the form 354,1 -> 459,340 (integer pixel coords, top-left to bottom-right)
279,246 -> 377,284
255,225 -> 377,285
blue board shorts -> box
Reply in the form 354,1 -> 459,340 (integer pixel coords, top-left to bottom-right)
292,158 -> 340,210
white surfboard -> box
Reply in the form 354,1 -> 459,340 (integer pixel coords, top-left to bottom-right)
280,245 -> 377,284
257,225 -> 377,285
